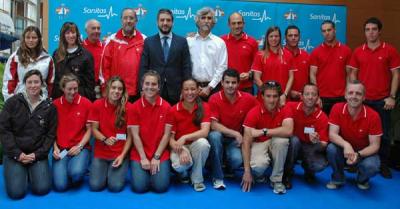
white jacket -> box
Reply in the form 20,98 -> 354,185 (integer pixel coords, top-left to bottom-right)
2,49 -> 55,101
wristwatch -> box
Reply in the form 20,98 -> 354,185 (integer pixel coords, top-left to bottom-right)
262,128 -> 268,136
153,154 -> 161,160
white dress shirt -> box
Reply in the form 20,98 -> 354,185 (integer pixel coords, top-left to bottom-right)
187,32 -> 227,88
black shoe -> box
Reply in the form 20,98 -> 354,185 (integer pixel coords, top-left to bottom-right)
283,176 -> 292,190
380,165 -> 392,179
304,172 -> 316,183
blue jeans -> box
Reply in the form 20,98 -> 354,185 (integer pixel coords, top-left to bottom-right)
89,157 -> 129,192
364,99 -> 391,165
52,149 -> 89,191
327,143 -> 380,183
130,160 -> 171,193
208,131 -> 243,180
3,156 -> 51,199
285,136 -> 327,175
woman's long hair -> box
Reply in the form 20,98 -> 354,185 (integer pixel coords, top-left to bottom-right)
262,26 -> 283,63
105,76 -> 128,129
17,26 -> 44,67
54,22 -> 82,63
182,78 -> 204,127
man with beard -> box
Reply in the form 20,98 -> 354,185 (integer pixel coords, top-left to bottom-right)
139,9 -> 191,105
83,19 -> 104,98
101,8 -> 145,102
326,80 -> 382,190
187,7 -> 227,100
309,20 -> 352,114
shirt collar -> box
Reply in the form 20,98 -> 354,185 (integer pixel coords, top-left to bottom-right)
342,103 -> 367,119
260,104 -> 281,115
227,32 -> 248,41
159,32 -> 172,40
284,46 -> 301,57
84,38 -> 102,47
61,94 -> 81,105
195,32 -> 213,40
120,29 -> 137,39
141,95 -> 163,107
176,101 -> 198,113
219,90 -> 242,103
296,102 -> 323,118
322,41 -> 341,48
362,42 -> 386,51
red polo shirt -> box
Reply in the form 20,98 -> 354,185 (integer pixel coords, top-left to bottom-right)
288,102 -> 328,144
221,33 -> 259,89
329,102 -> 382,151
284,47 -> 310,92
83,38 -> 104,84
128,96 -> 170,162
88,98 -> 130,159
209,90 -> 257,132
309,42 -> 351,98
348,42 -> 400,100
53,94 -> 92,149
243,104 -> 292,142
252,49 -> 294,91
166,101 -> 211,143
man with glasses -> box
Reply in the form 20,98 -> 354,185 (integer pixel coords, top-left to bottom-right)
241,81 -> 293,194
101,8 -> 145,102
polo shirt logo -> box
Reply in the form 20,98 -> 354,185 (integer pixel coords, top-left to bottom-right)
378,56 -> 383,60
242,46 -> 247,49
339,56 -> 343,59
76,112 -> 81,116
359,129 -> 364,133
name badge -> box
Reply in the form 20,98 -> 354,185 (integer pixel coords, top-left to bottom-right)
59,149 -> 68,159
116,134 -> 127,141
304,127 -> 315,134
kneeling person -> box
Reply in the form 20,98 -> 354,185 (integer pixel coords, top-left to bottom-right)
241,81 -> 293,194
327,80 -> 381,190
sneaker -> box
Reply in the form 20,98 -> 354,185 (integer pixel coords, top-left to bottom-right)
326,181 -> 344,190
213,179 -> 226,190
271,182 -> 286,194
380,164 -> 392,179
357,181 -> 370,190
193,182 -> 206,192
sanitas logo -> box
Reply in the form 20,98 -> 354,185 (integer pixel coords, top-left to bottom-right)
173,7 -> 195,21
238,10 -> 271,23
214,6 -> 224,17
284,10 -> 297,20
82,6 -> 117,20
299,39 -> 315,51
309,13 -> 341,24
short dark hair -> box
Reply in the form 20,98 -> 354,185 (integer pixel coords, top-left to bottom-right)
261,80 -> 282,96
285,25 -> 300,36
364,17 -> 382,31
346,79 -> 366,95
321,20 -> 335,29
23,69 -> 44,84
302,83 -> 319,96
157,8 -> 174,22
222,68 -> 240,82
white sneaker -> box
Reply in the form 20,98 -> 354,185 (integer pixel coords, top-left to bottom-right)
213,179 -> 226,190
193,182 -> 206,192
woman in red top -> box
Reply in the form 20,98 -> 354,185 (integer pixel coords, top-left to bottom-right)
252,26 -> 294,106
88,76 -> 131,192
167,78 -> 211,192
52,74 -> 92,191
128,71 -> 171,193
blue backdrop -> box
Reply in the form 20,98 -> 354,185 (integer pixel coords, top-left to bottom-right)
49,0 -> 346,54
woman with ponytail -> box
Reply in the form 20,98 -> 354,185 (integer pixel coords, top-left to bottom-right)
167,78 -> 211,192
252,26 -> 294,106
88,76 -> 131,192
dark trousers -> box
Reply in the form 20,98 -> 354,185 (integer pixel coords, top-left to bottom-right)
321,96 -> 345,115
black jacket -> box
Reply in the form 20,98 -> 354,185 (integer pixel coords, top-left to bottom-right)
53,46 -> 96,101
0,93 -> 57,161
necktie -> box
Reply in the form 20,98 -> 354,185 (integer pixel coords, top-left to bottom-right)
162,36 -> 169,63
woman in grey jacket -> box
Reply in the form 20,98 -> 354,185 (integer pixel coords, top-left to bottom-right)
0,70 -> 57,199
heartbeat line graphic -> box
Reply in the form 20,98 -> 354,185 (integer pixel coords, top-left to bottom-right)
331,13 -> 341,24
98,6 -> 117,19
252,10 -> 271,23
300,39 -> 314,51
176,7 -> 195,21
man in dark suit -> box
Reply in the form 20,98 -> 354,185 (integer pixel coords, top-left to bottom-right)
139,9 -> 192,105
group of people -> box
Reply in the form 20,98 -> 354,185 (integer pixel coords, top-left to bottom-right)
0,6 -> 399,199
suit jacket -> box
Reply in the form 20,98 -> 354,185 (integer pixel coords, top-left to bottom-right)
139,33 -> 192,104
